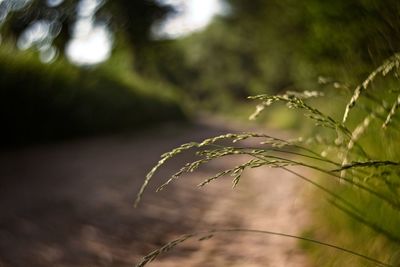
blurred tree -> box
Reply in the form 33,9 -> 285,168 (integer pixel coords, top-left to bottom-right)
229,0 -> 400,80
0,0 -> 174,60
141,0 -> 400,108
0,0 -> 186,146
103,0 -> 174,47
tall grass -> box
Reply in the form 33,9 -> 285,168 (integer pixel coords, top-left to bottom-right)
134,53 -> 400,266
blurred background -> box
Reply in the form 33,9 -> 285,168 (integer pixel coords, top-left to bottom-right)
1,0 -> 400,266
1,0 -> 399,146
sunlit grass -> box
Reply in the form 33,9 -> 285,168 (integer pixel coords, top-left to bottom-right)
134,54 -> 400,266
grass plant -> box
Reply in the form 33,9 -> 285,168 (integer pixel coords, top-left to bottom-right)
134,53 -> 400,266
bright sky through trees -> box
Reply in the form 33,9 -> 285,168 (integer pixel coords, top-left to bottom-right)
153,0 -> 225,38
2,0 -> 224,65
67,0 -> 224,65
66,0 -> 113,65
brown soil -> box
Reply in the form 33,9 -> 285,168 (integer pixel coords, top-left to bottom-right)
0,117 -> 312,267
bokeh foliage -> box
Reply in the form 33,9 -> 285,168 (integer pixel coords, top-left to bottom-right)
137,0 -> 400,108
0,0 -> 185,146
0,43 -> 184,147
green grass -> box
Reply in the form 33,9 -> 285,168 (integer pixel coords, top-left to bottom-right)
297,56 -> 400,266
305,105 -> 400,265
133,54 -> 400,266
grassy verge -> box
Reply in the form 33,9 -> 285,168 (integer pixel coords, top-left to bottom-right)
0,44 -> 186,147
294,55 -> 400,266
303,103 -> 400,266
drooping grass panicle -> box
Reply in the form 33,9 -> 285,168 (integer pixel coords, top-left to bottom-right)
198,157 -> 294,188
343,53 -> 400,123
248,90 -> 324,120
136,126 -> 398,208
134,141 -> 199,207
383,94 -> 400,129
340,109 -> 377,179
155,158 -> 211,192
355,94 -> 400,131
340,93 -> 400,178
249,92 -> 352,140
193,148 -> 398,208
135,228 -> 394,267
135,132 -> 303,206
135,233 -> 195,267
249,92 -> 376,164
158,145 -> 299,190
157,146 -> 250,191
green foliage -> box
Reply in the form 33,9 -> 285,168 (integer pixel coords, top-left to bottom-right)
0,43 -> 185,146
138,0 -> 400,112
0,0 -> 173,51
5,0 -> 400,117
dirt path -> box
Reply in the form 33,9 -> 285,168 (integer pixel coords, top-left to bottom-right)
0,117 -> 312,267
